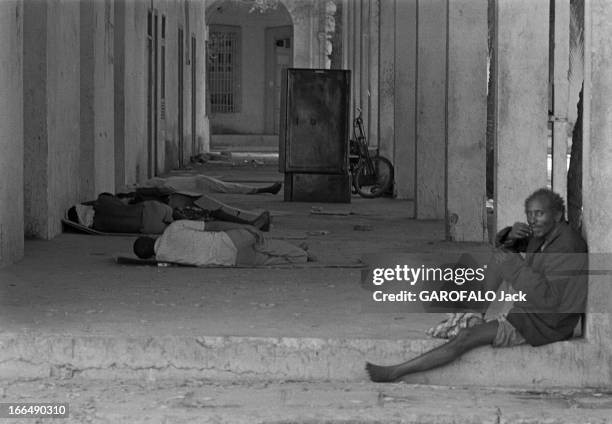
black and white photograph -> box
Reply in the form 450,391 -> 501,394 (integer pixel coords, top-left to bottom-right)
1,0 -> 611,422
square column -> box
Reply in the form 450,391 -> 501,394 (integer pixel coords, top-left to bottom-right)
285,0 -> 317,68
445,0 -> 488,241
415,0 -> 447,218
378,0 -> 395,162
80,0 -> 115,199
0,0 -> 24,266
551,0 -> 570,198
393,0 -> 417,201
494,0 -> 549,230
23,0 -> 81,239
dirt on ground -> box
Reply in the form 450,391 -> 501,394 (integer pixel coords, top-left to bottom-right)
3,377 -> 612,424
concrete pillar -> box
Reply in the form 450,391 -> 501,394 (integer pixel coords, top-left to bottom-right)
314,1 -> 326,68
346,0 -> 379,149
551,0 -> 570,200
0,0 -> 24,266
23,0 -> 80,239
190,0 -> 209,155
350,0 -> 362,114
445,0 -> 488,241
359,0 -> 368,120
81,0 -> 115,199
23,0 -> 49,238
415,0 -> 447,219
320,0 -> 336,69
394,0 -> 417,200
285,0 -> 315,68
114,0 -> 126,189
367,0 -> 379,150
46,1 -> 81,235
122,0 -> 148,185
378,0 -> 395,162
582,0 -> 612,353
494,0 -> 549,231
80,1 -> 95,199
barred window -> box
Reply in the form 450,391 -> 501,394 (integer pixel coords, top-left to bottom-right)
208,26 -> 241,113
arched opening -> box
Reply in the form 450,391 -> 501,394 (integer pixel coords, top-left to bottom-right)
206,0 -> 293,152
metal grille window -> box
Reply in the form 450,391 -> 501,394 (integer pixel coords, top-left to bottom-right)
208,26 -> 241,113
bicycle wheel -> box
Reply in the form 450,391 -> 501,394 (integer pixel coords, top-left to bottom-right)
353,155 -> 394,198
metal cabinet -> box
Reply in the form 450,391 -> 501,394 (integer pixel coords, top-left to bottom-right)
279,68 -> 351,202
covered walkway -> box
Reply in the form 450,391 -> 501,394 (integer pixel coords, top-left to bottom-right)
0,162 -> 595,389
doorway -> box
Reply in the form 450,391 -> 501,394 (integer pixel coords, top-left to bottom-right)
206,0 -> 293,152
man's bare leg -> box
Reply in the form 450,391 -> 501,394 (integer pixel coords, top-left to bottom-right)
194,196 -> 260,221
210,208 -> 271,231
366,321 -> 499,382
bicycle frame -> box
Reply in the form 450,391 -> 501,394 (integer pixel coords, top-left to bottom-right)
349,108 -> 395,198
351,110 -> 375,175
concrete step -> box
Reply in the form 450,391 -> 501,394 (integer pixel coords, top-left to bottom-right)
0,332 -> 605,389
5,378 -> 611,423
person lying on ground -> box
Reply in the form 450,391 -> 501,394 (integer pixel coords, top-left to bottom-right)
133,220 -> 313,266
138,175 -> 282,195
366,188 -> 588,382
129,185 -> 274,229
67,193 -> 271,234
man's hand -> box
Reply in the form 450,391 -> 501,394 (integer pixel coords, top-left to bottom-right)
508,222 -> 531,240
493,248 -> 520,265
493,248 -> 525,282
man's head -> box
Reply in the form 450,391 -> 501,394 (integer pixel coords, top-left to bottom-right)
524,188 -> 565,238
133,236 -> 156,259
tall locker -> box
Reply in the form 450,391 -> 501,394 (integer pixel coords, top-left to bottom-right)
279,69 -> 351,202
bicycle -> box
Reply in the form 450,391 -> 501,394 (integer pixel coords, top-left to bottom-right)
349,108 -> 394,198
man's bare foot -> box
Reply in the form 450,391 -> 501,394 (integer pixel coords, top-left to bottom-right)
268,181 -> 282,195
365,362 -> 398,383
254,182 -> 282,195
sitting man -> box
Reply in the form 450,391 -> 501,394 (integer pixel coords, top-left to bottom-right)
366,188 -> 588,382
133,220 -> 311,266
